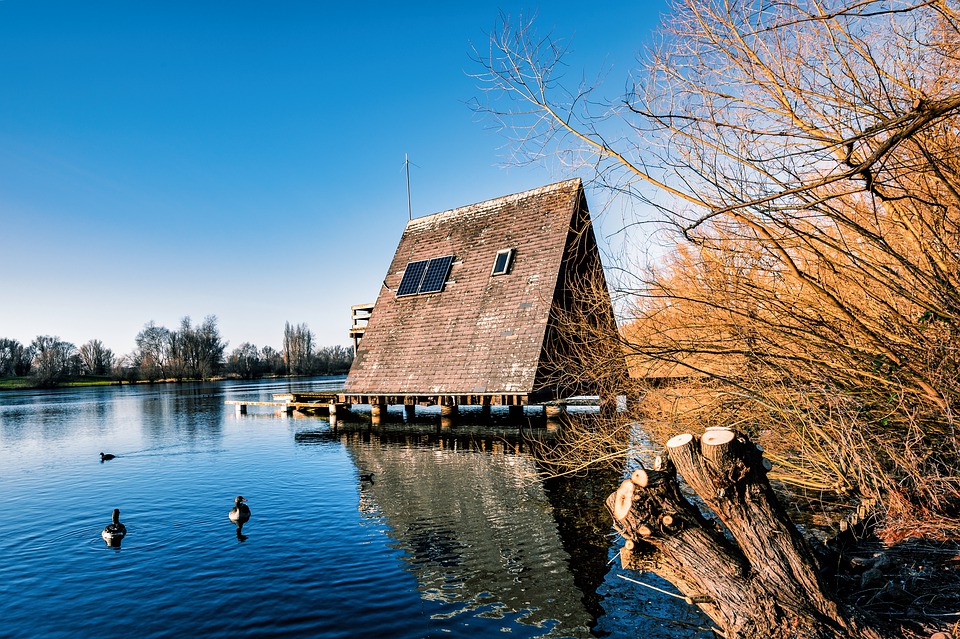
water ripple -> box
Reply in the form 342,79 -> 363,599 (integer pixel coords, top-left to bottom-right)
0,379 -> 709,639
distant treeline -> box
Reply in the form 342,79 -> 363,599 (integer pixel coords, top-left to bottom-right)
0,317 -> 352,388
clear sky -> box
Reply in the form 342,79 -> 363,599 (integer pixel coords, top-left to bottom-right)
0,1 -> 668,357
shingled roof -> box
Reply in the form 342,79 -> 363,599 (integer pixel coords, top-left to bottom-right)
342,178 -> 616,404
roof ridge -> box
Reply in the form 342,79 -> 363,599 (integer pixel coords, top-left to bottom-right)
407,178 -> 581,228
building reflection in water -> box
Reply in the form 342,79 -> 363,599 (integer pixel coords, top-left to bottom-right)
300,421 -> 615,638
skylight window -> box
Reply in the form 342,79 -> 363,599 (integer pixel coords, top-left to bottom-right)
397,255 -> 454,296
491,248 -> 514,276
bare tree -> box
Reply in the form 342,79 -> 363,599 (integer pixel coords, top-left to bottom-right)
259,345 -> 285,375
0,338 -> 32,377
169,315 -> 227,380
475,2 -> 960,635
134,322 -> 171,381
474,0 -> 960,518
226,342 -> 264,379
313,345 -> 354,375
30,335 -> 77,387
79,339 -> 115,376
283,322 -> 314,375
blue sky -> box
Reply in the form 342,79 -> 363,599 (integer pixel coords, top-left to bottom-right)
0,1 -> 668,357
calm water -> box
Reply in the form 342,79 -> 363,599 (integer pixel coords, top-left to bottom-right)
0,378 -> 709,638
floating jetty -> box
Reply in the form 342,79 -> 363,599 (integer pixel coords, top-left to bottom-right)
225,392 -> 340,416
226,391 -> 607,424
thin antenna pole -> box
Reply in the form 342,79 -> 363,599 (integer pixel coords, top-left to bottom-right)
404,153 -> 412,220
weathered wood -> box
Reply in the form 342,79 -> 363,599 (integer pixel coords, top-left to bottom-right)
630,468 -> 649,487
613,479 -> 634,521
224,400 -> 331,412
609,429 -> 883,639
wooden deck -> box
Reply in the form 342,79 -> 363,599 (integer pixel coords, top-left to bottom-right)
227,389 -> 611,421
225,391 -> 341,415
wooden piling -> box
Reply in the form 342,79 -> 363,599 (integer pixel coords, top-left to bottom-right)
440,404 -> 459,418
544,404 -> 566,419
477,405 -> 491,423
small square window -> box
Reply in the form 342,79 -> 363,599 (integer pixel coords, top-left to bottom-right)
491,248 -> 514,276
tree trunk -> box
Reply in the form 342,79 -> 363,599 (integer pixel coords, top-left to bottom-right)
607,427 -> 883,639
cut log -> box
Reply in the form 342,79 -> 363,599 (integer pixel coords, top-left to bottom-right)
608,428 -> 883,639
666,432 -> 694,448
612,479 -> 634,522
701,428 -> 735,447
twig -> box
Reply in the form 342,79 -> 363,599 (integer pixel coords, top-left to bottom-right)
617,573 -> 689,600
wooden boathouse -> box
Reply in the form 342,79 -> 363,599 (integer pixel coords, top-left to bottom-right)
340,178 -> 623,419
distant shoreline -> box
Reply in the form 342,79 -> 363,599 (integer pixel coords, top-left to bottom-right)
0,373 -> 347,392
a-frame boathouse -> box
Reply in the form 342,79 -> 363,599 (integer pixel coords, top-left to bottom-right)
341,178 -> 622,416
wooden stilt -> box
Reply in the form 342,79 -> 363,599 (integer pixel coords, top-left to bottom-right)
545,404 -> 566,419
440,404 -> 458,417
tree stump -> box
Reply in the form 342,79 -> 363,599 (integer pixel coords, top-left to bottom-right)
607,428 -> 883,639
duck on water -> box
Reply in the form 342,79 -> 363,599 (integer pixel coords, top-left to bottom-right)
229,496 -> 250,524
102,509 -> 126,545
100,452 -> 115,462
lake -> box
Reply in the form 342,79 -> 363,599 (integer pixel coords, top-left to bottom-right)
0,377 -> 710,638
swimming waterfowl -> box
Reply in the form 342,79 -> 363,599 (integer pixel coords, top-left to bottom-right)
229,496 -> 250,524
358,472 -> 375,483
99,452 -> 115,462
101,508 -> 126,544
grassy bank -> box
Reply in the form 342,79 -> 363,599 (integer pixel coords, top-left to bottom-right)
0,375 -> 119,390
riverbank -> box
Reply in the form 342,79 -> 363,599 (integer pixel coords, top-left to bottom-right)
0,375 -> 118,390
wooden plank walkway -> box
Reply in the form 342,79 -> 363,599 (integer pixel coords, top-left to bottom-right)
226,390 -> 612,420
225,400 -> 332,409
226,391 -> 341,415
271,392 -> 340,402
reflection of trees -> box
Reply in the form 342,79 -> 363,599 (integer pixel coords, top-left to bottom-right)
338,426 -> 596,638
138,383 -> 224,445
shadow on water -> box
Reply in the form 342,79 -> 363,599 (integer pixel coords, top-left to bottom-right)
233,521 -> 248,542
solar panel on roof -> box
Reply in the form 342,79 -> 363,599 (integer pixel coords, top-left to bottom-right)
419,255 -> 454,293
395,255 -> 454,297
396,259 -> 429,296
